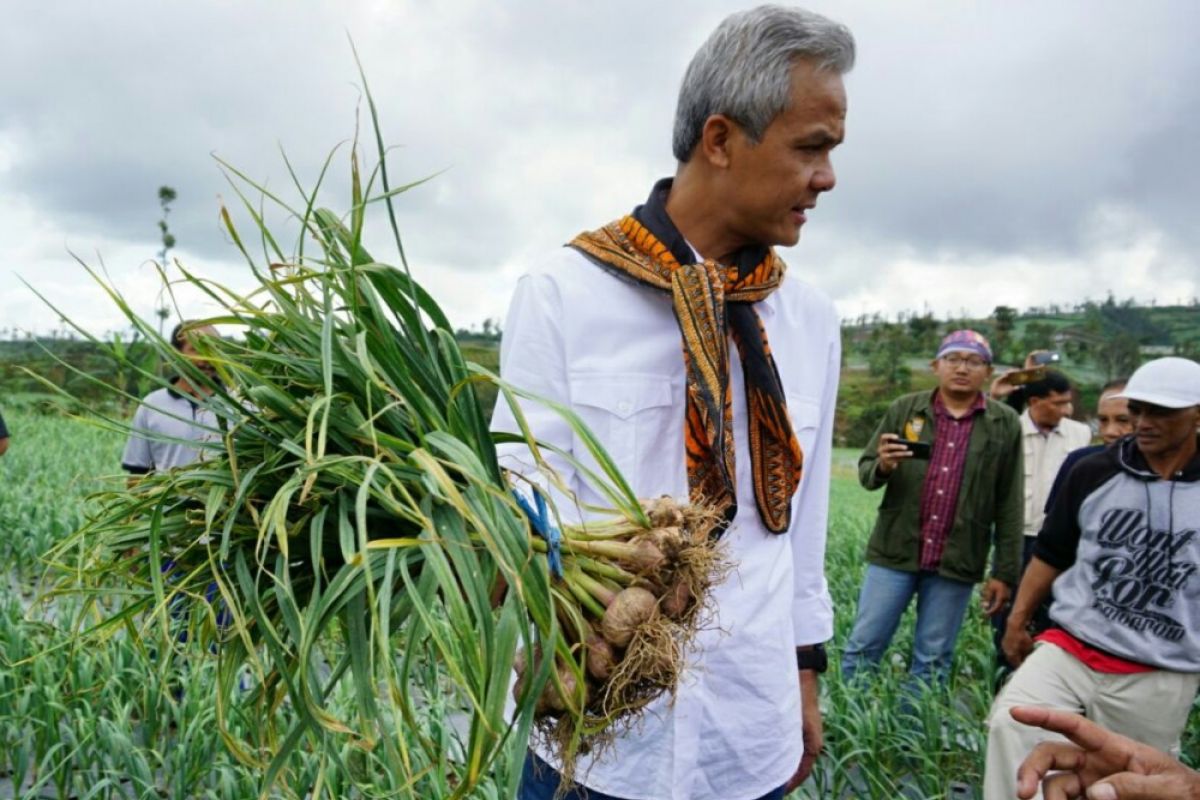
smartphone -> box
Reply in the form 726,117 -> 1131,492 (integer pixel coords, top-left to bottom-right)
1031,351 -> 1061,366
1005,366 -> 1047,386
901,440 -> 932,459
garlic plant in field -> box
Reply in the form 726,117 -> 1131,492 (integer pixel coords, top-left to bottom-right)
43,73 -> 728,798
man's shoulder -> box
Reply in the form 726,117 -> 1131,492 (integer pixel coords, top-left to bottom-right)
885,391 -> 931,415
135,387 -> 186,416
1063,443 -> 1105,472
985,397 -> 1022,424
519,244 -> 646,302
140,387 -> 176,404
1062,445 -> 1122,498
524,244 -> 590,276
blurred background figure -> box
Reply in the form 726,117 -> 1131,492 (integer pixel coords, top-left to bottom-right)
121,321 -> 220,477
0,406 -> 9,456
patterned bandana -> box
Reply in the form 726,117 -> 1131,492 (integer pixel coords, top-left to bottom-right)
569,179 -> 803,534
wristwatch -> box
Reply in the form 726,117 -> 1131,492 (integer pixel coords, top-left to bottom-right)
795,643 -> 828,673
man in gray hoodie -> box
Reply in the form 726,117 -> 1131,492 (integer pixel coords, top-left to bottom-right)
984,357 -> 1200,800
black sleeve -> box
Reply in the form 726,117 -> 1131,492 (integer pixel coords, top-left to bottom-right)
1004,386 -> 1028,414
0,410 -> 8,439
1034,450 -> 1117,570
1044,445 -> 1099,514
122,463 -> 151,475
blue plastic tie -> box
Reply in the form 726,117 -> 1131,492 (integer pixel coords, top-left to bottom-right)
514,488 -> 564,578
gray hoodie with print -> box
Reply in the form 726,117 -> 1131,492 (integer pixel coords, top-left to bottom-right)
1035,436 -> 1200,673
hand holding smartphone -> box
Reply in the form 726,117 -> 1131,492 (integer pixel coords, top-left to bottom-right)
878,434 -> 931,476
1003,367 -> 1047,386
1031,351 -> 1061,366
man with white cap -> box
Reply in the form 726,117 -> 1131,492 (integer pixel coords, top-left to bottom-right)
984,357 -> 1200,800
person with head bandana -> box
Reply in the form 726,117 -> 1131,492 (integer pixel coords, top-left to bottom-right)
841,329 -> 1024,690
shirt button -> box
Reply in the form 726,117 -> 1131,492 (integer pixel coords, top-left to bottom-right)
948,442 -> 955,448
938,490 -> 944,496
932,515 -> 938,521
942,467 -> 949,472
617,400 -> 631,414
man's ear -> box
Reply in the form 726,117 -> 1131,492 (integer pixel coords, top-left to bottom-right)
698,114 -> 738,168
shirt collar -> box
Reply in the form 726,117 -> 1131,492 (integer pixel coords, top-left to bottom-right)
1021,409 -> 1061,437
167,378 -> 200,408
933,389 -> 986,419
685,237 -> 779,320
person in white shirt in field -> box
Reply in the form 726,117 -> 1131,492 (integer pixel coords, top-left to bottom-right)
490,6 -> 853,799
122,321 -> 221,477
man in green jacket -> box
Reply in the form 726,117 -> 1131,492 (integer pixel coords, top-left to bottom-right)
841,329 -> 1023,688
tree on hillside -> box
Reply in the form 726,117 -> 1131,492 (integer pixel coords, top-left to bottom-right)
1094,331 -> 1141,380
991,305 -> 1017,362
155,186 -> 178,337
866,323 -> 912,395
1174,337 -> 1200,361
1020,321 -> 1057,357
906,312 -> 940,355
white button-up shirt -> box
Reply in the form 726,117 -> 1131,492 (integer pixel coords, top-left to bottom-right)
1021,409 -> 1092,537
491,245 -> 839,800
121,385 -> 220,472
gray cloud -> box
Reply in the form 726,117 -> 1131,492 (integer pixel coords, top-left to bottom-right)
2,0 -> 1198,335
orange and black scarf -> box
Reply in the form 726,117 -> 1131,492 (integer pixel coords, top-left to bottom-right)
569,179 -> 803,534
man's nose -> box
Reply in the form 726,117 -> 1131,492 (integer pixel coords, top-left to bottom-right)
812,158 -> 836,192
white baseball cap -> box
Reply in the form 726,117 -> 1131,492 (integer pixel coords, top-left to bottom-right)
1114,357 -> 1200,409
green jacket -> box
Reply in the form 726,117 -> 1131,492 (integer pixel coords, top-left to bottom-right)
857,390 -> 1024,586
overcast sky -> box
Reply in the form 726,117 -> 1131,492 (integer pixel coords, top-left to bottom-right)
2,1 -> 1197,338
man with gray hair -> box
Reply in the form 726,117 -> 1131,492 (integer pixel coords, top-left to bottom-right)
491,6 -> 854,799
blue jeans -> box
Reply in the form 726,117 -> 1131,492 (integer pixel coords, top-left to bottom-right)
840,564 -> 974,687
518,752 -> 787,800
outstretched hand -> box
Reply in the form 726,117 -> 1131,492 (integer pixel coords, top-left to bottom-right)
1012,706 -> 1200,800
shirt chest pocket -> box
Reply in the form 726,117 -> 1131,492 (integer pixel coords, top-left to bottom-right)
786,394 -> 822,469
568,373 -> 682,497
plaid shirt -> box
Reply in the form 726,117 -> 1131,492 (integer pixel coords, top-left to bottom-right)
918,391 -> 987,571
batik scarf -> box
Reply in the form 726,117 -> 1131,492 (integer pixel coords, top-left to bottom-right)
569,179 -> 803,534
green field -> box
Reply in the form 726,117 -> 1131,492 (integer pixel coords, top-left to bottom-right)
1,412 -> 1196,798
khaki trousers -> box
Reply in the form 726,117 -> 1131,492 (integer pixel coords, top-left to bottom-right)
983,643 -> 1200,800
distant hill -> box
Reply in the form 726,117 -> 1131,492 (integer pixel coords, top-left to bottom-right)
836,297 -> 1199,446
3,297 -> 1195,446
